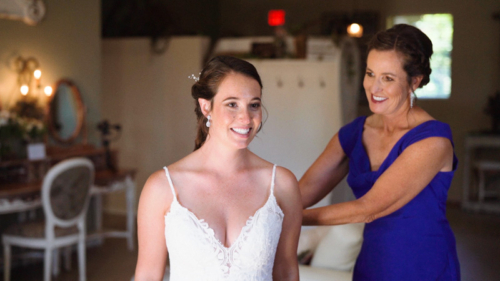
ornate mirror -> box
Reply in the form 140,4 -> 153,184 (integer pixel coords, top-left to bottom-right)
47,79 -> 86,144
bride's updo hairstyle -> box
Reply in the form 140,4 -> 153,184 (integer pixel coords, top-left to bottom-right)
191,56 -> 263,150
367,24 -> 433,89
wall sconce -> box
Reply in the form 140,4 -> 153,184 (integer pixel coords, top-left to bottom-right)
346,0 -> 363,38
15,56 -> 52,97
347,23 -> 363,38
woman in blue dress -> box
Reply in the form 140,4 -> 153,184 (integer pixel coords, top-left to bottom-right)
299,24 -> 460,280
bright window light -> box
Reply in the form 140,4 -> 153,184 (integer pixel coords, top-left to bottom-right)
387,14 -> 454,99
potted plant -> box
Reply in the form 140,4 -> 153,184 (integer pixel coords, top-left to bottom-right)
1,97 -> 47,160
0,110 -> 23,160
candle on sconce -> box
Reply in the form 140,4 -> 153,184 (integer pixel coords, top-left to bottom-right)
34,69 -> 42,88
34,69 -> 41,79
44,86 -> 53,96
20,85 -> 29,95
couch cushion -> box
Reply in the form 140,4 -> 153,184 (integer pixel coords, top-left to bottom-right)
297,226 -> 331,256
310,223 -> 364,271
299,264 -> 353,281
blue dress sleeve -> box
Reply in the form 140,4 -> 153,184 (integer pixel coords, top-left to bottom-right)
400,120 -> 458,171
338,116 -> 366,158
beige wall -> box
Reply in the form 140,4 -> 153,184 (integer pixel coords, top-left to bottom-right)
101,37 -> 210,213
0,0 -> 102,143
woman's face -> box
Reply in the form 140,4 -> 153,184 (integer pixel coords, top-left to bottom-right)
207,72 -> 262,150
363,50 -> 412,116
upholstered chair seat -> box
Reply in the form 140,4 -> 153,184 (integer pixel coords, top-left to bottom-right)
4,221 -> 79,238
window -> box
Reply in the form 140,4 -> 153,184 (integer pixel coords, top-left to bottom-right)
387,14 -> 453,99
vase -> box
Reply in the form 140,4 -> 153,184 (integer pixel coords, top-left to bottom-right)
27,142 -> 46,160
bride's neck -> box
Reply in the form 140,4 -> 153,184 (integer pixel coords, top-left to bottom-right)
197,139 -> 252,173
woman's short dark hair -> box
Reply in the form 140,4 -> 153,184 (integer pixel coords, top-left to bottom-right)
367,24 -> 433,89
191,56 -> 263,150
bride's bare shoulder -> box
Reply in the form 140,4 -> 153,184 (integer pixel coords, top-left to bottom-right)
274,166 -> 298,191
143,169 -> 170,192
270,165 -> 299,203
138,168 -> 173,214
273,166 -> 302,218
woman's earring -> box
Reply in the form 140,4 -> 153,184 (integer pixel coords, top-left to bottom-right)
410,93 -> 415,109
206,115 -> 211,128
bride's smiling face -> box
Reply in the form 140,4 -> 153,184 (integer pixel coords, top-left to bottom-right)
201,72 -> 262,150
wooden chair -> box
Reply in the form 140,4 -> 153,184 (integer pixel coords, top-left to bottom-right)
2,157 -> 94,281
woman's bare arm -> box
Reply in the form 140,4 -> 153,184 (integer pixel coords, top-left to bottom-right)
303,137 -> 453,225
299,133 -> 349,208
135,170 -> 171,281
273,167 -> 302,281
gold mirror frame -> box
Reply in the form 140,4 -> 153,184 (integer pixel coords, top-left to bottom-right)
46,79 -> 86,144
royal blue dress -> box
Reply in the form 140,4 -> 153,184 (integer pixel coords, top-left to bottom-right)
339,116 -> 460,281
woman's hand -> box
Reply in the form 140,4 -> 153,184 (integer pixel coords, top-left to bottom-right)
302,136 -> 454,225
135,170 -> 171,281
273,167 -> 302,281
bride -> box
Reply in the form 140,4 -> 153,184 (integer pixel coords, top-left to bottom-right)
134,56 -> 302,281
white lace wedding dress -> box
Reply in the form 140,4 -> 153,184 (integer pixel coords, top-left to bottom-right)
163,165 -> 284,281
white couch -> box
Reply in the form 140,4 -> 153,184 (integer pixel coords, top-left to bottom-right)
297,223 -> 364,281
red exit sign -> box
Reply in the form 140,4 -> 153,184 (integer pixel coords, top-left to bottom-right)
268,10 -> 285,26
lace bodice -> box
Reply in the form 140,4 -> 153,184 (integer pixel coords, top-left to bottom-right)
163,165 -> 284,281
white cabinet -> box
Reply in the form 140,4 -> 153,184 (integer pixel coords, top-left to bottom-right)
248,59 -> 357,205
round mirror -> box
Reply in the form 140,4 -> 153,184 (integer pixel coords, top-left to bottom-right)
47,79 -> 85,144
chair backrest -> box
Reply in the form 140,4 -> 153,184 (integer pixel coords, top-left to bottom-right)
42,157 -> 94,229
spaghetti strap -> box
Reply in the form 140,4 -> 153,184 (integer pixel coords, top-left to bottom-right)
163,166 -> 177,202
270,164 -> 277,195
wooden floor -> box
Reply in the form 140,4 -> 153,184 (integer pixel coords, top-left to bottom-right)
450,206 -> 500,281
3,206 -> 500,281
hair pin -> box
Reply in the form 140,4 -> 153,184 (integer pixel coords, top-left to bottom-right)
188,72 -> 201,82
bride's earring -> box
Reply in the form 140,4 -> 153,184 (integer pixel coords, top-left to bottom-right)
206,115 -> 211,128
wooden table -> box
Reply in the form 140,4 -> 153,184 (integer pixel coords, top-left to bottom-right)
88,169 -> 137,251
462,134 -> 500,213
0,169 -> 137,250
